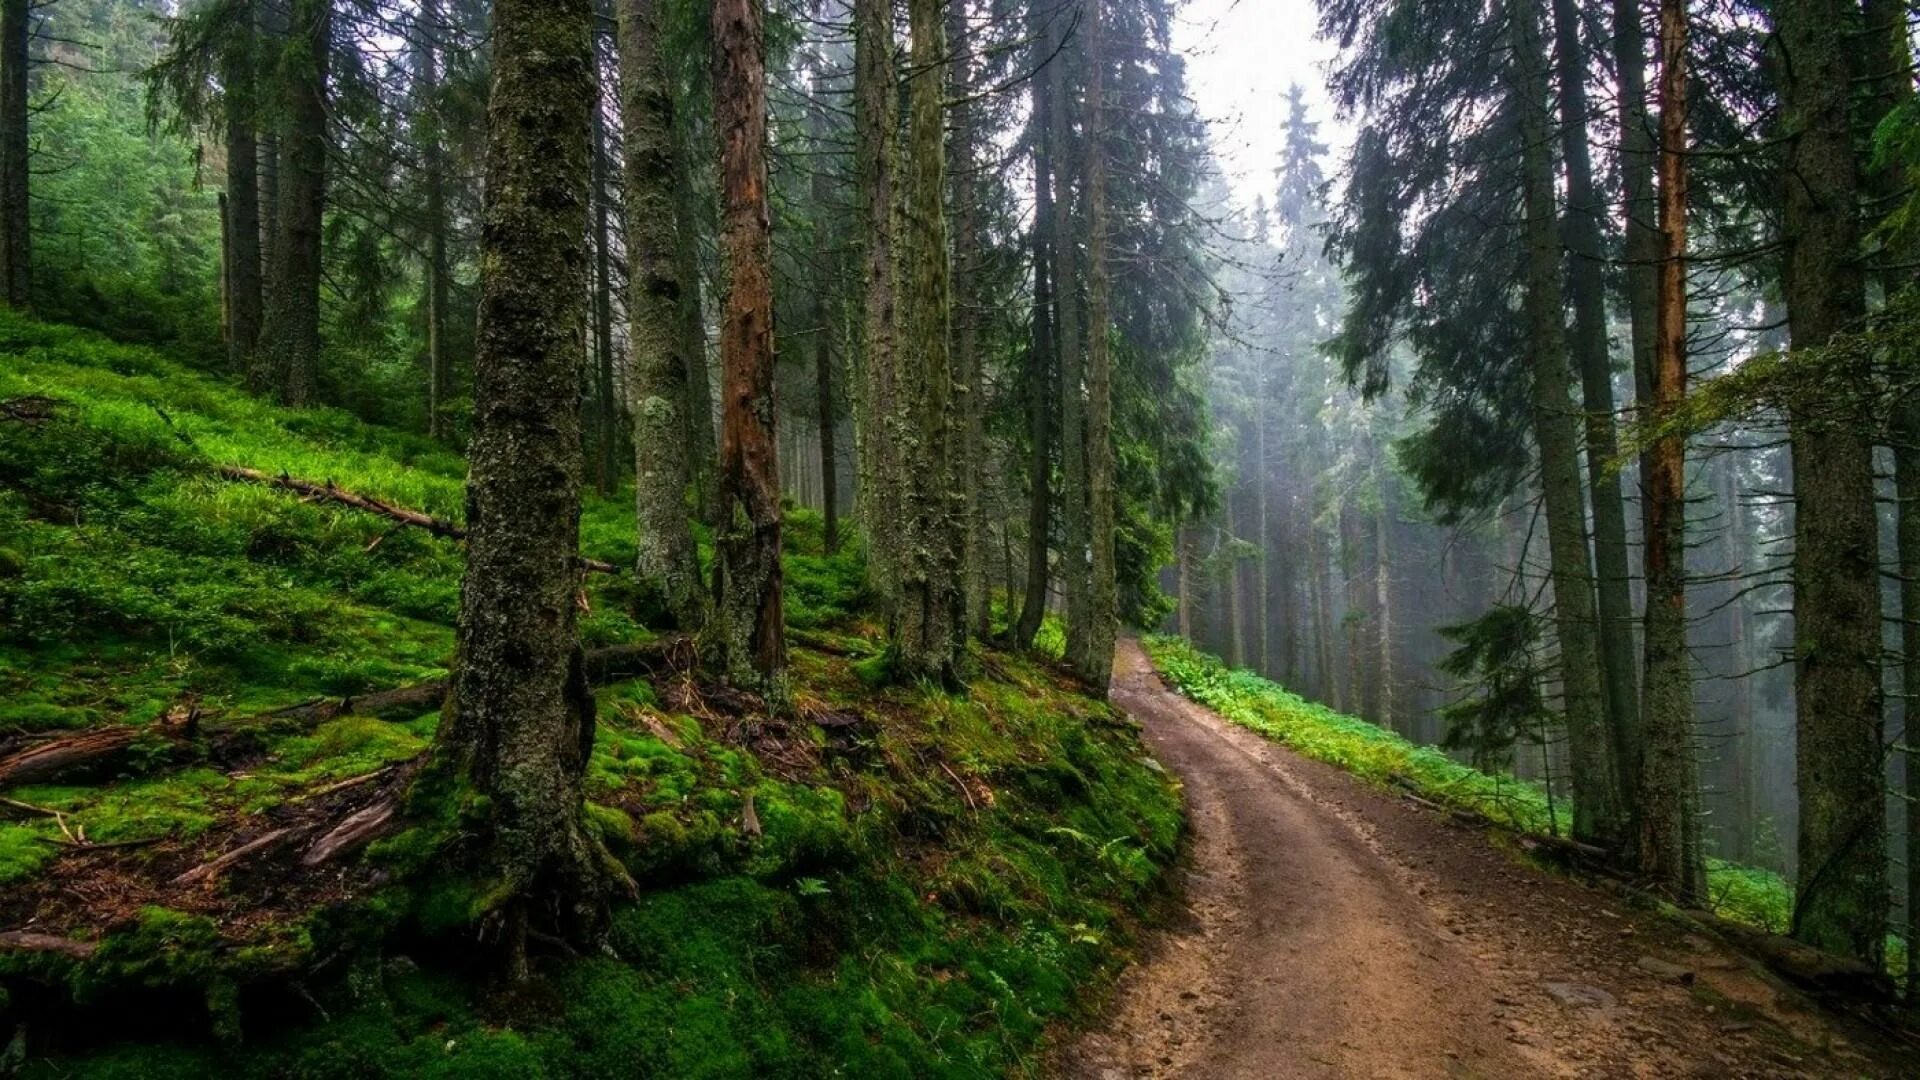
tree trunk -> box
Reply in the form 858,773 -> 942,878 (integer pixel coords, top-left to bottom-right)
435,0 -> 614,976
224,2 -> 263,377
1051,2 -> 1091,678
591,85 -> 618,497
1512,0 -> 1626,850
419,0 -> 452,441
806,94 -> 840,557
1255,364 -> 1272,678
617,0 -> 706,631
1177,525 -> 1193,639
711,0 -> 786,699
889,0 -> 961,683
1639,0 -> 1704,903
1013,15 -> 1057,652
853,0 -> 900,601
1081,0 -> 1117,690
1374,450 -> 1394,732
1773,0 -> 1886,969
1224,523 -> 1243,668
1553,0 -> 1640,813
671,126 -> 718,523
949,0 -> 988,639
255,0 -> 329,405
0,0 -> 27,308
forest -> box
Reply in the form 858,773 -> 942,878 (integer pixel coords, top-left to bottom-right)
0,0 -> 1917,1074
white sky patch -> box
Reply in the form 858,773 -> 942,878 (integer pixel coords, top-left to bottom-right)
1173,0 -> 1353,211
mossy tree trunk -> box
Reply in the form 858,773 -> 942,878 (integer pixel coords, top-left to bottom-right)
1774,0 -> 1887,968
1081,0 -> 1117,691
711,0 -> 787,701
255,0 -> 329,405
1552,0 -> 1640,821
889,0 -> 961,684
590,79 -> 619,497
224,1 -> 263,378
949,0 -> 988,640
437,0 -> 617,977
1639,0 -> 1704,903
807,93 -> 841,557
1511,0 -> 1625,851
0,0 -> 27,309
853,0 -> 900,602
617,0 -> 706,632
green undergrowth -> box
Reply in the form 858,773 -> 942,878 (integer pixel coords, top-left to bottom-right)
0,317 -> 1184,1076
1143,635 -> 1906,975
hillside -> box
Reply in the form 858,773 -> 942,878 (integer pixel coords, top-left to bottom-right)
0,318 -> 1181,1076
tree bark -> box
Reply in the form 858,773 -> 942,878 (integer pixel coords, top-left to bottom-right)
0,0 -> 27,308
1772,0 -> 1885,969
224,2 -> 263,377
255,0 -> 329,405
853,0 -> 900,601
949,0 -> 988,640
591,81 -> 618,497
807,94 -> 840,557
419,0 -> 452,441
1639,0 -> 1703,903
1081,0 -> 1118,690
435,0 -> 615,973
1512,0 -> 1626,850
711,0 -> 787,700
1014,101 -> 1057,652
617,0 -> 707,631
1051,2 -> 1091,677
888,0 -> 961,683
1552,0 -> 1640,813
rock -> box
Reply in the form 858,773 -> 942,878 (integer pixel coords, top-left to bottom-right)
1635,955 -> 1696,984
1542,981 -> 1617,1009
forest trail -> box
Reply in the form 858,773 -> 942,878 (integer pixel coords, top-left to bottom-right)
1058,640 -> 1903,1079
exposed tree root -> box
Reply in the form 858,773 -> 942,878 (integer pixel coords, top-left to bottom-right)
216,465 -> 621,574
172,827 -> 304,887
0,931 -> 96,959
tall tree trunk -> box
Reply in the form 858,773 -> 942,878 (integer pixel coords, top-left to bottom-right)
711,0 -> 787,699
1255,365 -> 1272,677
1013,17 -> 1057,652
419,0 -> 451,441
224,3 -> 263,376
591,86 -> 618,496
256,0 -> 329,405
1640,0 -> 1703,902
1553,0 -> 1640,815
436,0 -> 615,977
0,0 -> 27,308
1224,523 -> 1243,668
1374,451 -> 1394,732
1177,525 -> 1193,640
671,130 -> 718,522
853,0 -> 901,600
1312,526 -> 1338,707
1081,0 -> 1117,689
1512,0 -> 1626,850
807,95 -> 840,557
1773,0 -> 1885,968
618,0 -> 706,631
1051,2 -> 1091,678
949,0 -> 988,640
889,0 -> 961,683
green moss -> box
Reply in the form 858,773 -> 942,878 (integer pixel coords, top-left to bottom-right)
0,822 -> 53,884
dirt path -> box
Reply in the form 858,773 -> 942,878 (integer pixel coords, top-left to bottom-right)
1058,641 -> 1907,1079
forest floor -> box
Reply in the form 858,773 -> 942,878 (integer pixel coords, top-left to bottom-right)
1058,640 -> 1913,1079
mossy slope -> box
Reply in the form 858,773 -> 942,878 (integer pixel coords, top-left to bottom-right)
0,317 -> 1183,1076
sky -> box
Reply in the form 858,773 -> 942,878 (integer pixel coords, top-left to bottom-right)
1173,0 -> 1352,210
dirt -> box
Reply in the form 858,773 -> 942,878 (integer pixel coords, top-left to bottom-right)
1058,640 -> 1914,1079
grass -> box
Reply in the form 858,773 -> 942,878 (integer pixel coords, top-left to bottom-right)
0,314 -> 1186,1076
1142,634 -> 1908,977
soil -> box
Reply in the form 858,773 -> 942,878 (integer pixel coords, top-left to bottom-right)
1058,640 -> 1915,1079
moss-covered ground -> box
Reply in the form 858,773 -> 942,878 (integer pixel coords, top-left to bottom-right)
1143,635 -> 1907,978
0,315 -> 1184,1076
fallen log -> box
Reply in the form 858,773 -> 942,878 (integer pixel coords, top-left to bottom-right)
0,931 -> 97,959
302,800 -> 396,866
0,640 -> 685,790
171,826 -> 303,886
216,465 -> 621,575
